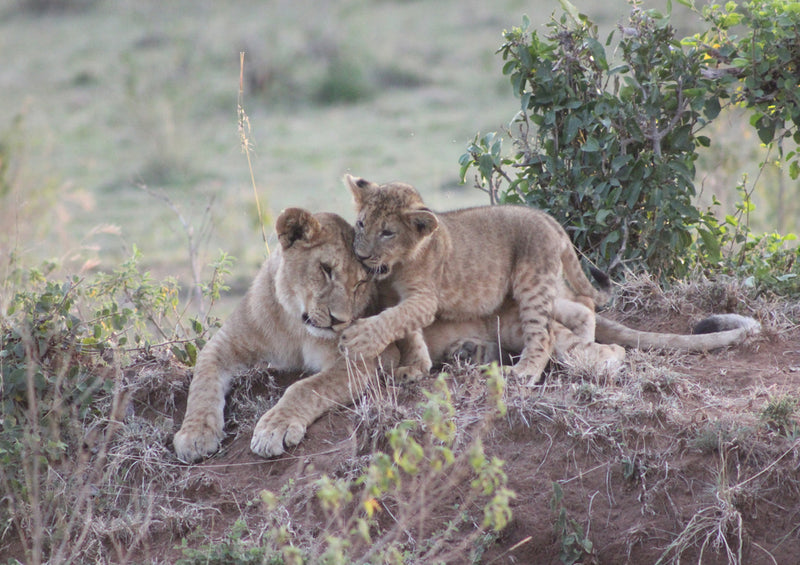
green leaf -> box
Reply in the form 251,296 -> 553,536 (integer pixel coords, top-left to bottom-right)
478,154 -> 495,181
697,228 -> 722,263
558,0 -> 582,23
581,137 -> 600,152
756,115 -> 776,144
704,97 -> 721,120
185,342 -> 198,367
790,160 -> 800,180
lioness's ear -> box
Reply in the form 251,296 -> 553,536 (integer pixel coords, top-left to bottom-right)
404,209 -> 438,237
345,174 -> 376,209
276,207 -> 321,249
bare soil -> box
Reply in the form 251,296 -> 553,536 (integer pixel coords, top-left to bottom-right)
135,307 -> 800,565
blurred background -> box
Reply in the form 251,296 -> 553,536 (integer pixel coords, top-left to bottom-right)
0,0 -> 793,298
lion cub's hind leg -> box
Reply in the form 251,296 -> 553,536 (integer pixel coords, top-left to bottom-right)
510,267 -> 559,386
553,297 -> 596,342
445,338 -> 502,365
552,321 -> 625,373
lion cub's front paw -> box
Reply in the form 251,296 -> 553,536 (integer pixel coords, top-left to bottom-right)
339,319 -> 385,359
250,407 -> 307,458
173,415 -> 225,463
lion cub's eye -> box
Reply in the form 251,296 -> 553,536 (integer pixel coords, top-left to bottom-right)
355,219 -> 364,231
320,263 -> 333,278
380,230 -> 395,239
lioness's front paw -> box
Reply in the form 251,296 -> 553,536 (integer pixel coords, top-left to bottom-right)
394,365 -> 426,385
173,416 -> 225,463
250,408 -> 307,458
339,319 -> 384,359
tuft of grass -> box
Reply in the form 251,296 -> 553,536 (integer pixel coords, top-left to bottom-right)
760,394 -> 798,435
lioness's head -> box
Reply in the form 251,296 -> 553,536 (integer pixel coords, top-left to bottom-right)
345,174 -> 438,280
275,208 -> 372,339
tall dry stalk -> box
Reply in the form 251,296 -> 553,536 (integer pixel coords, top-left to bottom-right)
238,52 -> 270,257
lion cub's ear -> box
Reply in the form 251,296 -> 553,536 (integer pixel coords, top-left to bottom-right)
345,174 -> 377,208
404,209 -> 438,237
276,207 -> 321,249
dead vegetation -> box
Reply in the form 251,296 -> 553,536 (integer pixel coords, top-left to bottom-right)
2,274 -> 799,564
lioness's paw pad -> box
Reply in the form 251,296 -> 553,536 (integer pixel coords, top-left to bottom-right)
173,422 -> 224,463
250,412 -> 307,458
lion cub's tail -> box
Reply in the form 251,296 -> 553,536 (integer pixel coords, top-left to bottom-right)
561,246 -> 612,308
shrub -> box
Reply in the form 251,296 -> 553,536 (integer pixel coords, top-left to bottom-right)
0,253 -> 221,563
461,6 -> 721,278
460,0 -> 800,283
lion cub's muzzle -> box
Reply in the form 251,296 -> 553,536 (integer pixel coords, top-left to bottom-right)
355,252 -> 391,279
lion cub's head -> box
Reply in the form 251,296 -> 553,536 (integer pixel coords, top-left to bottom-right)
345,175 -> 438,280
275,208 -> 372,339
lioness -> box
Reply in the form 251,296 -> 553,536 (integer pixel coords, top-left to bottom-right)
339,175 -> 611,384
173,207 -> 379,463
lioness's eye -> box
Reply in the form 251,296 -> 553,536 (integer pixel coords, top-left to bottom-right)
321,263 -> 333,278
355,219 -> 364,230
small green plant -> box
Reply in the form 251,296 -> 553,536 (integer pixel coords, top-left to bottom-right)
0,251 -> 227,564
550,482 -> 596,565
172,369 -> 513,564
760,394 -> 798,435
313,372 -> 513,563
176,519 -> 286,565
697,178 -> 800,295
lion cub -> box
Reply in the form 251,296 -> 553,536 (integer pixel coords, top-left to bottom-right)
339,175 -> 609,384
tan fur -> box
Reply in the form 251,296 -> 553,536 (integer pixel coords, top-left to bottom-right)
424,304 -> 760,372
339,175 -> 609,384
594,314 -> 760,350
173,208 -> 379,463
423,299 -> 626,372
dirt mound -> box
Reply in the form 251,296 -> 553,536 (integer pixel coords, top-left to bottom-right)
4,282 -> 799,564
128,318 -> 800,564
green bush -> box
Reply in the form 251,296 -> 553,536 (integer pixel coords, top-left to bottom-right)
0,252 -> 221,563
460,0 -> 800,283
461,5 -> 721,278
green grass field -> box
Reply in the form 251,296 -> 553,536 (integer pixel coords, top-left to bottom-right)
0,0 -> 793,295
